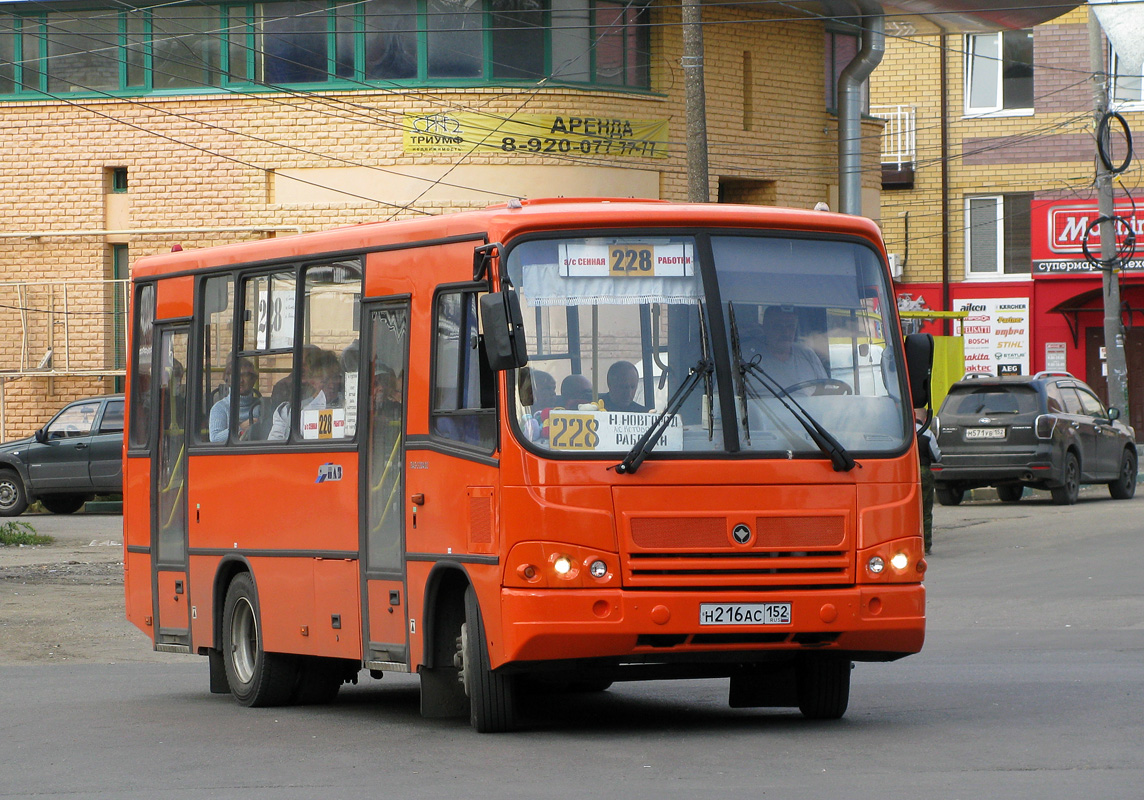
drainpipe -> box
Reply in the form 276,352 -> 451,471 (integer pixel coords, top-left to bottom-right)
837,2 -> 884,216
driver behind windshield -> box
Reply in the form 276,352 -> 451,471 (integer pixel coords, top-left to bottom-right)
744,305 -> 827,392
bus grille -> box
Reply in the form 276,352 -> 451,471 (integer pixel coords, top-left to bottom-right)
624,515 -> 853,588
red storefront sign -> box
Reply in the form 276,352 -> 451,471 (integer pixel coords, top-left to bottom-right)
1031,199 -> 1144,275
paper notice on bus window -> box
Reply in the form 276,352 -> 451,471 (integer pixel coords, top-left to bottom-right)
343,372 -> 359,437
558,242 -> 694,278
302,408 -> 346,440
548,410 -> 682,452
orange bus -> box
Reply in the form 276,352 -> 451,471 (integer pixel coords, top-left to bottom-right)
124,199 -> 932,732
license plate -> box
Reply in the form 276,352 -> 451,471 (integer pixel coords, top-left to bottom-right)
965,427 -> 1005,440
699,603 -> 791,626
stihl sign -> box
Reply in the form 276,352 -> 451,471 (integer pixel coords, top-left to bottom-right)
1031,199 -> 1144,274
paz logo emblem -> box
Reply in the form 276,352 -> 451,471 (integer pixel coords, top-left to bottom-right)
732,524 -> 752,545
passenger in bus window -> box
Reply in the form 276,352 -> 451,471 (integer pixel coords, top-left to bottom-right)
267,349 -> 341,440
746,305 -> 827,392
209,358 -> 261,442
560,374 -> 594,409
600,360 -> 649,413
528,369 -> 558,409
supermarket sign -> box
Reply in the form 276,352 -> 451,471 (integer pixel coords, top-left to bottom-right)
1031,199 -> 1144,274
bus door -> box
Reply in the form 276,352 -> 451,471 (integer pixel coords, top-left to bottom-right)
360,302 -> 410,669
152,326 -> 191,651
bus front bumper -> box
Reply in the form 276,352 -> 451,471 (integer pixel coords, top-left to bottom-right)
497,583 -> 925,668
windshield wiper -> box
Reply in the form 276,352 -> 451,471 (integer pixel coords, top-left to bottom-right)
615,305 -> 715,475
613,357 -> 712,474
728,315 -> 856,473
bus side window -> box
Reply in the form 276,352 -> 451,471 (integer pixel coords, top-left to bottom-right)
431,289 -> 496,452
196,275 -> 235,444
128,283 -> 156,449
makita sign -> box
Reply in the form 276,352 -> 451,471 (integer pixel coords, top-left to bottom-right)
1031,199 -> 1144,274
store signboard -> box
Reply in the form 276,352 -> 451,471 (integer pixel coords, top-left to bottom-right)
954,297 -> 1030,376
1031,199 -> 1144,274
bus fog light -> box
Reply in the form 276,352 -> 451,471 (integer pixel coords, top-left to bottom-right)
553,556 -> 573,576
589,560 -> 608,579
867,556 -> 885,574
890,553 -> 909,570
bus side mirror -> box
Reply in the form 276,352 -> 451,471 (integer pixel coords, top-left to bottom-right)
904,333 -> 934,409
480,290 -> 528,372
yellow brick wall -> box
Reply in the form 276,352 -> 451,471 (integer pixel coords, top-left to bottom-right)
0,6 -> 882,437
873,7 -> 1142,289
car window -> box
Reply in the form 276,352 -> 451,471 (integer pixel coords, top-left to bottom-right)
947,387 -> 1037,415
99,400 -> 125,434
1056,386 -> 1085,415
47,402 -> 100,439
1075,388 -> 1107,418
1045,383 -> 1065,413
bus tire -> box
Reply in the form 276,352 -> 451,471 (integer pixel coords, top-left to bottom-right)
292,656 -> 351,705
460,585 -> 516,733
796,654 -> 851,720
221,572 -> 298,707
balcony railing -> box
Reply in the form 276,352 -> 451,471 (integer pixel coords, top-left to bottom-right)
0,279 -> 129,377
871,104 -> 917,167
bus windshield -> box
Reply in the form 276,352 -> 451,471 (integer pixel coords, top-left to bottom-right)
506,232 -> 910,459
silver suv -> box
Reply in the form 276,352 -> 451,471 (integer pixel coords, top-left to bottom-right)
0,394 -> 124,516
933,373 -> 1137,506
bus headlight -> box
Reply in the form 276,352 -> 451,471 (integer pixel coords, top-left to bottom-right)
890,552 -> 909,571
867,556 -> 886,574
589,560 -> 608,579
553,556 -> 573,576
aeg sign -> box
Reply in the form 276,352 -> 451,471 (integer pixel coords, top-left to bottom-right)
1032,199 -> 1144,274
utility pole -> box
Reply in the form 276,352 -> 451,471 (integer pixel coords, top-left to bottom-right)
682,0 -> 710,203
1088,10 -> 1129,415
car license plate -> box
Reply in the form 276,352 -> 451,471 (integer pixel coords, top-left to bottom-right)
965,427 -> 1005,440
699,603 -> 791,626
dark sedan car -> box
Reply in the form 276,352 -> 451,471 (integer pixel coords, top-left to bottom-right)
932,373 -> 1137,506
0,394 -> 124,516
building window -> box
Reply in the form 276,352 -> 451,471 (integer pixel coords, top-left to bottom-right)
825,29 -> 867,113
110,168 -> 129,193
965,30 -> 1033,114
966,194 -> 1032,277
1111,50 -> 1142,106
0,1 -> 652,98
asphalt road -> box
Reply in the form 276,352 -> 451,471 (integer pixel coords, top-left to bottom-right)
2,487 -> 1142,799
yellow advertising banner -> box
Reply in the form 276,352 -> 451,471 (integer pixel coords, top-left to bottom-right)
403,112 -> 670,159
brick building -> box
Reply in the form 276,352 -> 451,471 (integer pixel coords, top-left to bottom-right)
872,5 -> 1144,430
0,1 -> 1080,438
0,0 -> 896,438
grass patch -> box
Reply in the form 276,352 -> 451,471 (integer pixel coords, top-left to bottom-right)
0,520 -> 53,546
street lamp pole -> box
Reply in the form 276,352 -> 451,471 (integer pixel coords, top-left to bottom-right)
682,0 -> 710,203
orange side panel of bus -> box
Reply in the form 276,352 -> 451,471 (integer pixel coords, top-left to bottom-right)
123,455 -> 152,636
155,275 -> 194,320
186,451 -> 361,659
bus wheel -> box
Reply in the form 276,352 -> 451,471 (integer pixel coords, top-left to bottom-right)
293,657 -> 350,705
459,585 -> 516,732
796,654 -> 851,720
222,573 -> 298,707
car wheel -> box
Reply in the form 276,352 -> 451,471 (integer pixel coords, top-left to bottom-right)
996,485 -> 1024,503
797,654 -> 851,720
39,494 -> 88,515
935,484 -> 963,506
1050,452 -> 1080,505
0,471 -> 28,517
1108,449 -> 1138,500
221,572 -> 298,707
